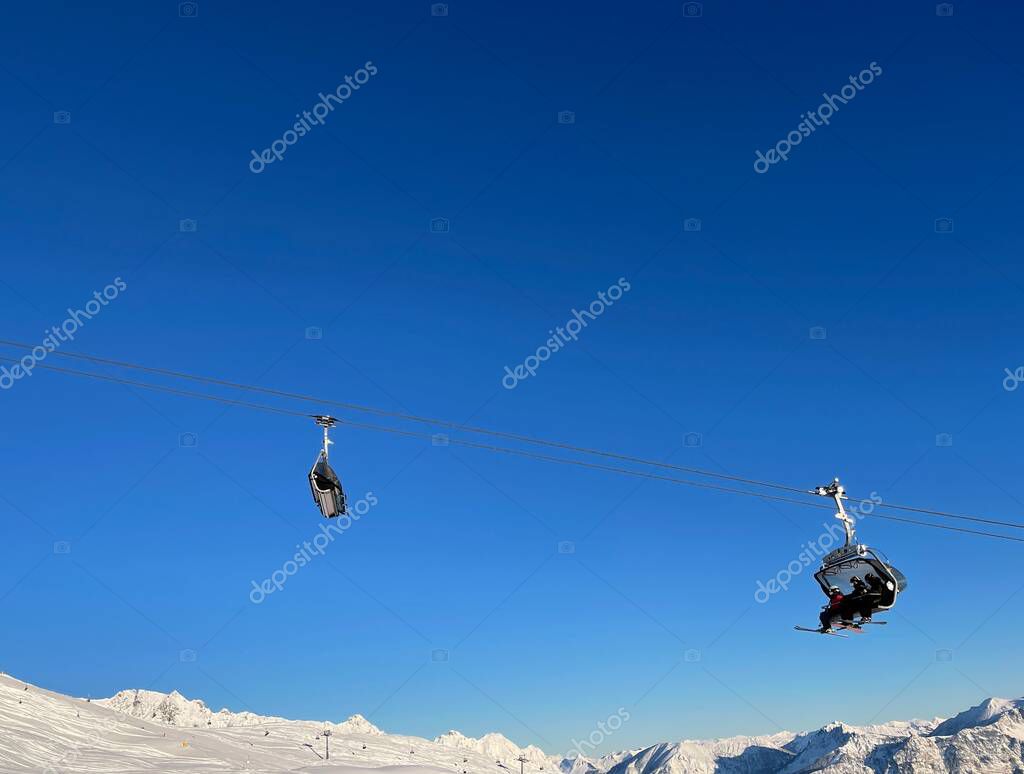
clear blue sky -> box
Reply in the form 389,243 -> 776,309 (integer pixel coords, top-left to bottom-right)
2,0 -> 1023,757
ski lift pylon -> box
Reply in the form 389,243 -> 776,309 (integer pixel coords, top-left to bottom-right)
810,477 -> 907,613
309,415 -> 348,518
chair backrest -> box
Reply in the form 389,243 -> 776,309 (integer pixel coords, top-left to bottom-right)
309,458 -> 347,517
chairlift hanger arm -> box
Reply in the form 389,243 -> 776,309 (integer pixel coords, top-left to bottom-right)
813,477 -> 856,546
314,415 -> 336,459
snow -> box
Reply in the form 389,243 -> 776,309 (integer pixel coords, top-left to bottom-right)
4,670 -> 1024,772
928,697 -> 1024,737
95,688 -> 383,736
433,730 -> 555,769
0,672 -> 545,773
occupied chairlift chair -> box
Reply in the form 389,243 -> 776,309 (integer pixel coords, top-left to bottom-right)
811,478 -> 907,613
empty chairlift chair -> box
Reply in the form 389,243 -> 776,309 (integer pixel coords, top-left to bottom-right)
309,416 -> 348,518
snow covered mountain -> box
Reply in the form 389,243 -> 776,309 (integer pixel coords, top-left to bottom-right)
433,729 -> 557,769
96,687 -> 384,735
3,670 -> 1024,773
0,671 -> 547,773
561,752 -> 637,774
595,705 -> 1024,774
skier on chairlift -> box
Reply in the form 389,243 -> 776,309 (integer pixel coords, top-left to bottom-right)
798,478 -> 908,636
866,572 -> 891,594
818,586 -> 845,633
846,575 -> 873,624
855,572 -> 890,623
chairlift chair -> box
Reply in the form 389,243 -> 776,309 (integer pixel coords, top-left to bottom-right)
309,416 -> 348,518
811,478 -> 907,613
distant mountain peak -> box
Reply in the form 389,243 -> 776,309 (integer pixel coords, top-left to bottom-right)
6,673 -> 1024,773
930,696 -> 1024,737
433,727 -> 556,767
334,713 -> 383,735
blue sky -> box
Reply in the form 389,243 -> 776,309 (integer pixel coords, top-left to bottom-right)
2,0 -> 1024,757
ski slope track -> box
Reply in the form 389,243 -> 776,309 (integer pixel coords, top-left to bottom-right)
2,672 -> 1024,773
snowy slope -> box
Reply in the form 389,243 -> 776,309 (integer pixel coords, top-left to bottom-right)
4,671 -> 1024,773
0,672 -> 546,773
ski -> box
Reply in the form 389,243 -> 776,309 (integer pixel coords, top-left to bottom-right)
794,626 -> 848,638
840,620 -> 888,629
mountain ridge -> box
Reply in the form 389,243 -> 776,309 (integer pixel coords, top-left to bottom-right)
3,671 -> 1024,772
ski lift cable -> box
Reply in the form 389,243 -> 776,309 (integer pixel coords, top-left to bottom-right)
8,356 -> 1024,544
326,419 -> 1024,543
0,339 -> 806,495
868,500 -> 1024,526
858,512 -> 1024,543
0,355 -> 825,508
4,348 -> 1024,538
4,338 -> 1014,528
3,342 -> 1022,531
14,344 -> 1024,532
0,356 -> 313,419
